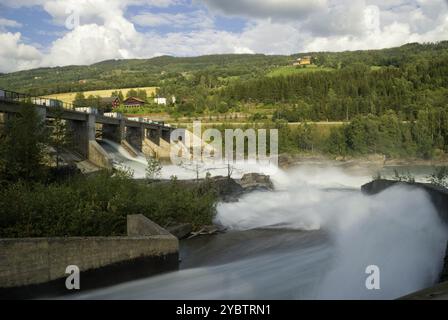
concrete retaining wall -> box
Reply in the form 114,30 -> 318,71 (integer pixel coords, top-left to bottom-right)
88,140 -> 113,169
142,138 -> 159,158
121,140 -> 140,158
158,138 -> 172,159
0,215 -> 178,298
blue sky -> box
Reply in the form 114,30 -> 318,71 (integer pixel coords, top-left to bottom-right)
0,0 -> 447,73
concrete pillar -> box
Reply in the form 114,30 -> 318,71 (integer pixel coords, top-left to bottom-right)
161,128 -> 171,143
125,125 -> 143,151
119,119 -> 126,142
102,123 -> 122,143
68,114 -> 112,169
142,128 -> 160,158
68,114 -> 95,158
158,127 -> 172,160
147,127 -> 160,145
68,118 -> 90,158
87,114 -> 96,141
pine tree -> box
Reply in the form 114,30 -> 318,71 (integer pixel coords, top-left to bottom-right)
0,103 -> 48,181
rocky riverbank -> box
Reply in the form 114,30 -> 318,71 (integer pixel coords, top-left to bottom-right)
151,172 -> 275,239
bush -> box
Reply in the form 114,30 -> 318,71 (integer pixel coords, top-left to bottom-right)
0,172 -> 217,238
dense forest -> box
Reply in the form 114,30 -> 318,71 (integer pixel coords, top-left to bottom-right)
274,109 -> 448,159
224,42 -> 448,122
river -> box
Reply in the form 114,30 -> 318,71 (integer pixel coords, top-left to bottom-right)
74,140 -> 448,300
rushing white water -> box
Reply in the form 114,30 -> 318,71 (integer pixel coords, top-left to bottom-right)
73,143 -> 448,300
99,139 -> 279,180
216,167 -> 448,299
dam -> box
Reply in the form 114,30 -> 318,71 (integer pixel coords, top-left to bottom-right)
0,88 -> 175,169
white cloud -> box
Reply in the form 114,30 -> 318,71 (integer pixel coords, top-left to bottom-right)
0,32 -> 42,72
201,0 -> 327,20
0,18 -> 23,29
132,10 -> 214,29
0,0 -> 447,73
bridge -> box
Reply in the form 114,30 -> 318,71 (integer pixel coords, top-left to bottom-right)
0,88 -> 175,169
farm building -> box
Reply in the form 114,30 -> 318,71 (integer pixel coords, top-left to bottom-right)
100,96 -> 120,109
154,96 -> 176,105
123,97 -> 145,107
293,56 -> 312,66
154,97 -> 167,105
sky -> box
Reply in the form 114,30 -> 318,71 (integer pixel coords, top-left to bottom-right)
0,0 -> 447,73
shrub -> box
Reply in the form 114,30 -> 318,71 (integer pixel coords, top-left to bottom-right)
0,172 -> 217,238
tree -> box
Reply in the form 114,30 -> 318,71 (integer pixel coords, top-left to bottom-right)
126,89 -> 138,98
326,127 -> 347,156
0,103 -> 48,182
111,90 -> 124,102
50,107 -> 73,169
73,92 -> 86,107
146,157 -> 162,180
85,95 -> 100,109
137,89 -> 147,101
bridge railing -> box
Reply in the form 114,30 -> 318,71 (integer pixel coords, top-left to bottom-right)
0,88 -> 173,128
0,88 -> 77,110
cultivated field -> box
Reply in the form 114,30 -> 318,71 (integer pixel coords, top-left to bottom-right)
43,87 -> 158,104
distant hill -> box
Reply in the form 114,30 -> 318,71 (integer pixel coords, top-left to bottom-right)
0,41 -> 447,97
0,54 -> 289,96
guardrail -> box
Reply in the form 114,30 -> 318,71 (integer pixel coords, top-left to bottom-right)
0,88 -> 77,110
0,88 -> 172,128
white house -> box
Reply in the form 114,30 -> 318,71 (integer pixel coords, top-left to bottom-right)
154,96 -> 176,105
154,97 -> 167,105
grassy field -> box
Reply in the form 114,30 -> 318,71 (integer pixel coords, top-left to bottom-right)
267,65 -> 334,77
43,87 -> 158,104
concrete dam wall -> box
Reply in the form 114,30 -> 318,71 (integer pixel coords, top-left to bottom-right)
0,215 -> 178,299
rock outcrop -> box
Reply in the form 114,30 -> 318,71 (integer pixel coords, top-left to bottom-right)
361,179 -> 448,224
441,242 -> 448,283
167,223 -> 193,240
208,173 -> 275,202
210,176 -> 244,201
238,173 -> 274,193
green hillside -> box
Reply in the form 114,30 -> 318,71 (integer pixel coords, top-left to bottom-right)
0,54 -> 289,96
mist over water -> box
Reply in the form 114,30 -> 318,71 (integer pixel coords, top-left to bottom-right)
99,139 -> 278,180
216,168 -> 448,299
76,142 -> 448,300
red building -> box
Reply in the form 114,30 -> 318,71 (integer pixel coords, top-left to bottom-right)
100,97 -> 120,109
123,97 -> 145,107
